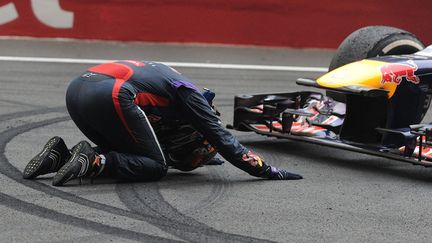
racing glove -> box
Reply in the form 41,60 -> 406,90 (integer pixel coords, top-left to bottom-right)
260,164 -> 303,180
242,151 -> 303,180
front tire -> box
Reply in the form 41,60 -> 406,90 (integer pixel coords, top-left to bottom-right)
327,26 -> 425,102
329,25 -> 425,71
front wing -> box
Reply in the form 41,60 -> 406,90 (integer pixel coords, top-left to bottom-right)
230,91 -> 432,167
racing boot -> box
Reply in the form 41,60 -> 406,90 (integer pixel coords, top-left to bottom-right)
23,136 -> 71,179
52,140 -> 105,186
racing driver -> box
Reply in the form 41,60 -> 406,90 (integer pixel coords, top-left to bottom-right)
23,60 -> 303,186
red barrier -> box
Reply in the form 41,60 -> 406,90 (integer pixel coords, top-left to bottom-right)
0,0 -> 431,48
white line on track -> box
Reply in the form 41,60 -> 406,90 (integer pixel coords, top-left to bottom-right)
0,56 -> 328,72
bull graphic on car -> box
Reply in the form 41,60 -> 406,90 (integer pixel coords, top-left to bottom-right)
380,60 -> 420,85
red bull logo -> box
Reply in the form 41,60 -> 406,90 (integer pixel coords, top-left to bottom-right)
381,60 -> 419,85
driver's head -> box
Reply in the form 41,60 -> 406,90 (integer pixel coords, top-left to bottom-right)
164,125 -> 217,171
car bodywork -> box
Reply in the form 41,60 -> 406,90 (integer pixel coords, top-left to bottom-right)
230,46 -> 432,166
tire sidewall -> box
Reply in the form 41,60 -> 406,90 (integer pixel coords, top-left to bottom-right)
329,26 -> 425,71
367,33 -> 425,57
327,26 -> 429,118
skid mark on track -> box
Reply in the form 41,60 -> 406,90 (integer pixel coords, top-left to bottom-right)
0,116 -> 177,242
0,192 -> 176,243
0,106 -> 66,122
116,182 -> 269,243
0,110 -> 273,242
0,98 -> 46,108
184,166 -> 232,214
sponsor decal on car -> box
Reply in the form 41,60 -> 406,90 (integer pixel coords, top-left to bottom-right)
380,60 -> 419,85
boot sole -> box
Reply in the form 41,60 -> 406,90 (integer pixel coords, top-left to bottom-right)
52,141 -> 87,186
23,136 -> 62,179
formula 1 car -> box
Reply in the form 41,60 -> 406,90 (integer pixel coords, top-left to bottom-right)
229,26 -> 432,166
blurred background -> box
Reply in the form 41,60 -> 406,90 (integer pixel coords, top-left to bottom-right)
0,0 -> 430,48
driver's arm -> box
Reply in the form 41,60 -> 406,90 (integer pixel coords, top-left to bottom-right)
176,86 -> 302,180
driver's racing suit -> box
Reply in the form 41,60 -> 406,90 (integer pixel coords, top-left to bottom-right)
66,60 -> 301,181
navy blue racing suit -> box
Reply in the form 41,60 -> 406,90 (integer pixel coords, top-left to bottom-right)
66,60 -> 286,181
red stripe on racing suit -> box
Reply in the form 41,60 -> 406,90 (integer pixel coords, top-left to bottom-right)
88,62 -> 137,142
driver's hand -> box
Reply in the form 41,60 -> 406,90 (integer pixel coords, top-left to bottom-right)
243,151 -> 303,180
263,165 -> 303,180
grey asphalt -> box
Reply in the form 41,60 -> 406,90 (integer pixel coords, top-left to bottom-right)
1,38 -> 432,243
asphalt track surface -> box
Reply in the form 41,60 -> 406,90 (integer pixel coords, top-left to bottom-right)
2,39 -> 432,242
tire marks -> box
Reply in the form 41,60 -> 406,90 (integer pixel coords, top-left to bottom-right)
0,106 -> 66,122
0,116 -> 179,242
116,182 -> 270,243
0,98 -> 46,108
0,192 -> 176,243
0,110 -> 273,242
184,166 -> 231,214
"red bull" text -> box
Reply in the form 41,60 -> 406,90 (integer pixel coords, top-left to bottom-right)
380,60 -> 419,85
